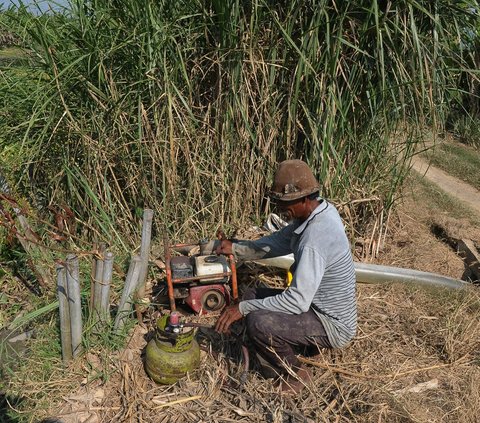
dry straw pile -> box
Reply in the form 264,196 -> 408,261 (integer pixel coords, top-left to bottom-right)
40,276 -> 480,423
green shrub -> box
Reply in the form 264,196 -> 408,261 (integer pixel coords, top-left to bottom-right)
451,115 -> 480,148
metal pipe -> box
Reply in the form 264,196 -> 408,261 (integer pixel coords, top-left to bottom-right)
166,265 -> 175,311
66,254 -> 83,358
56,263 -> 72,362
164,235 -> 176,311
171,271 -> 234,284
229,254 -> 239,301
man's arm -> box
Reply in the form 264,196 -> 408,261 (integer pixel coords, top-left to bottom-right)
214,224 -> 299,334
230,224 -> 296,260
239,246 -> 325,315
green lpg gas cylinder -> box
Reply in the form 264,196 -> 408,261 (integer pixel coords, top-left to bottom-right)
145,314 -> 200,384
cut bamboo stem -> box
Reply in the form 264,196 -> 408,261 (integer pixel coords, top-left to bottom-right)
135,209 -> 154,322
99,251 -> 114,324
93,245 -> 105,320
89,242 -> 98,311
56,262 -> 72,363
114,255 -> 142,333
66,254 -> 83,358
137,209 -> 154,296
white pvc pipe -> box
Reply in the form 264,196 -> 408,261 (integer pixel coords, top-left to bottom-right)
254,255 -> 294,269
66,254 -> 83,358
354,262 -> 467,289
252,256 -> 467,290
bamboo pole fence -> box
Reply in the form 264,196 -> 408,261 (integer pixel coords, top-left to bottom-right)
52,209 -> 154,360
66,254 -> 83,358
56,262 -> 72,363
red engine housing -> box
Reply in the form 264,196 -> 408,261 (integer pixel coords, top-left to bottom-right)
184,284 -> 230,315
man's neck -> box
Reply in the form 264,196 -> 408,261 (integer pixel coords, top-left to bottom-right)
299,199 -> 321,221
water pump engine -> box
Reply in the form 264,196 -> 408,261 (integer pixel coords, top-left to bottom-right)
165,240 -> 238,314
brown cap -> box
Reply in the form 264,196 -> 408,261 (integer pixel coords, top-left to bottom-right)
269,160 -> 320,202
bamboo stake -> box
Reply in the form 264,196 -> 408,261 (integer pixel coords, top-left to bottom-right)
99,251 -> 114,324
89,242 -> 98,312
56,262 -> 72,362
114,255 -> 142,333
66,254 -> 83,358
137,210 -> 154,292
135,209 -> 154,322
92,244 -> 105,320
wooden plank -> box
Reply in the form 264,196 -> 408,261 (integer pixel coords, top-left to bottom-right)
457,239 -> 480,281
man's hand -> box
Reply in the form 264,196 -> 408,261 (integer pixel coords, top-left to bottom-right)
215,303 -> 243,334
215,239 -> 233,255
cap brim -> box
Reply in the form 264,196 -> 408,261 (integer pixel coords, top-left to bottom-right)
269,187 -> 319,203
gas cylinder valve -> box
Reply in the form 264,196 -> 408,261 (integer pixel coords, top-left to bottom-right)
164,311 -> 183,335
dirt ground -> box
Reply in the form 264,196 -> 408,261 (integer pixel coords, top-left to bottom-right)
38,170 -> 480,423
373,180 -> 478,279
376,171 -> 480,285
411,156 -> 480,214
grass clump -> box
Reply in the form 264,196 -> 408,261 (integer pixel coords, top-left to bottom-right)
424,141 -> 480,190
409,172 -> 480,227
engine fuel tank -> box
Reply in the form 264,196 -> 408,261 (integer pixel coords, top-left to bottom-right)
170,256 -> 193,279
194,255 -> 230,283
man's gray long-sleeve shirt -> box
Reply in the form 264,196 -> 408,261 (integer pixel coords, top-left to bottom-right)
233,201 -> 357,348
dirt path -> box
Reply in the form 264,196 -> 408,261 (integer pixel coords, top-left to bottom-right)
411,155 -> 480,213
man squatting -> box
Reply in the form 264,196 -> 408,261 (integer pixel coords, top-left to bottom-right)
214,159 -> 357,394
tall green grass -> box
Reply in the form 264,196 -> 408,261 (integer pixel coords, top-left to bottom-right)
1,1 -> 478,246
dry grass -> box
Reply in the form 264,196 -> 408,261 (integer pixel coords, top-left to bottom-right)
372,173 -> 480,276
34,278 -> 479,423
5,170 -> 480,423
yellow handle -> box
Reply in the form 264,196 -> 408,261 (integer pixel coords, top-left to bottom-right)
286,270 -> 293,287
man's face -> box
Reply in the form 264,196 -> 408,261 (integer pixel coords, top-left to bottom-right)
274,198 -> 306,222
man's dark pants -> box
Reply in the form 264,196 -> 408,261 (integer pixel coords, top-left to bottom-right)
243,288 -> 331,376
